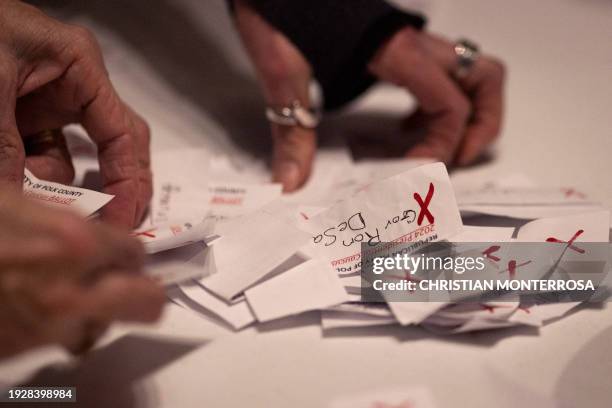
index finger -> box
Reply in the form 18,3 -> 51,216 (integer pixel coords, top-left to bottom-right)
0,53 -> 25,191
455,58 -> 505,165
417,32 -> 505,165
65,27 -> 150,228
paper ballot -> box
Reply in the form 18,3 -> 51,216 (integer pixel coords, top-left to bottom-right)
300,163 -> 463,274
207,182 -> 282,220
23,168 -> 113,216
516,210 -> 610,242
134,220 -> 215,254
245,259 -> 350,322
199,211 -> 312,301
145,242 -> 208,285
179,283 -> 255,330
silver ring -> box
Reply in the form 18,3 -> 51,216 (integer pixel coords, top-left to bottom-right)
453,39 -> 480,79
265,100 -> 321,129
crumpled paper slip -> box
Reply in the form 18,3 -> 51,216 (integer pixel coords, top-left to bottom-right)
299,162 -> 463,275
457,187 -> 594,206
455,173 -> 603,219
134,220 -> 215,254
516,210 -> 610,242
460,204 -> 606,220
508,302 -> 581,327
387,302 -> 449,327
145,242 -> 208,285
178,282 -> 255,330
245,259 -> 350,322
23,168 -> 113,217
198,210 -> 312,301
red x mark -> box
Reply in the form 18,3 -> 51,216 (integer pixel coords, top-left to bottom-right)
479,303 -> 513,313
132,228 -> 157,238
546,229 -> 585,254
482,245 -> 501,262
414,182 -> 435,226
387,272 -> 421,292
499,259 -> 532,279
562,188 -> 586,199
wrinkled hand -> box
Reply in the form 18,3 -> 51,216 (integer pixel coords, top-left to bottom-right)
234,0 -> 505,191
0,192 -> 165,359
234,0 -> 315,192
0,0 -> 152,228
369,28 -> 505,165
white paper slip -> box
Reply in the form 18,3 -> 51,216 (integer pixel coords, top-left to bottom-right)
199,210 -> 312,301
508,302 -> 581,327
460,204 -> 606,220
388,302 -> 447,326
352,158 -> 436,183
23,168 -> 113,216
300,163 -> 463,274
456,187 -> 592,206
145,242 -> 208,285
148,150 -> 211,225
329,387 -> 437,408
517,210 -> 610,242
245,259 -> 350,322
179,283 -> 255,330
134,220 -> 215,254
149,181 -> 210,226
282,148 -> 354,206
422,317 -> 519,334
207,181 -> 282,220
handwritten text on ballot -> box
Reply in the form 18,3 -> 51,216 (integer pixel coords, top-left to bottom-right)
300,163 -> 463,274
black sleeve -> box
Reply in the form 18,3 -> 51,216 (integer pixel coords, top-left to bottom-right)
229,0 -> 426,111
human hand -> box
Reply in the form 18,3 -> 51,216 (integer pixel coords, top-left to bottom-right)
368,27 -> 505,165
234,0 -> 505,191
234,0 -> 315,192
0,0 -> 152,228
0,192 -> 164,359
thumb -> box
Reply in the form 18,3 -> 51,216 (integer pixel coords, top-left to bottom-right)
271,124 -> 316,192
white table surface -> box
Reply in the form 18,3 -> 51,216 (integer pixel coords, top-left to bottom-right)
2,0 -> 612,407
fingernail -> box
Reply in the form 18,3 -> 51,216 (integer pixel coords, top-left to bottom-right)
277,162 -> 301,192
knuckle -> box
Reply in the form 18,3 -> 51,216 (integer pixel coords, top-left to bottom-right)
0,132 -> 25,169
390,26 -> 421,50
448,95 -> 471,122
67,25 -> 102,57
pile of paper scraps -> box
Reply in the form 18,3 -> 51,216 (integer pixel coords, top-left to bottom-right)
24,148 -> 611,335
